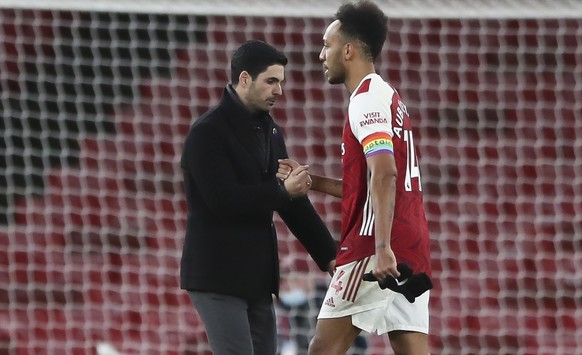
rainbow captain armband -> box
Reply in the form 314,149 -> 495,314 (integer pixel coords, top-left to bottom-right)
362,132 -> 393,157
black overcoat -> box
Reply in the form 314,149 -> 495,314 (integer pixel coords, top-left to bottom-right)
180,87 -> 337,301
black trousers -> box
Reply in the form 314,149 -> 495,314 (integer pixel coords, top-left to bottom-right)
188,291 -> 277,355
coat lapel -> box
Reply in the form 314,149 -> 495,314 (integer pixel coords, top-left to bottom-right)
219,87 -> 267,172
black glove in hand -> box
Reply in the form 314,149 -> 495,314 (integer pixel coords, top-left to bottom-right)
362,263 -> 433,303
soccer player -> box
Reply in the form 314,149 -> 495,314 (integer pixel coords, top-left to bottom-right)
278,1 -> 432,354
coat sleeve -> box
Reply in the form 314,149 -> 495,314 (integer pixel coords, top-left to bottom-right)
278,197 -> 337,272
182,121 -> 291,217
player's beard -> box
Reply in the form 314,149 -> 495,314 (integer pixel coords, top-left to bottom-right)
326,63 -> 346,85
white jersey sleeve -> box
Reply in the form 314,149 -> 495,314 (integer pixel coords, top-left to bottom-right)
348,76 -> 396,157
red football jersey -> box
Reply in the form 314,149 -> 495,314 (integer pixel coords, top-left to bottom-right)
337,73 -> 431,275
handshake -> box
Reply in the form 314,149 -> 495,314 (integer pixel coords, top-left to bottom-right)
276,159 -> 312,198
362,263 -> 433,303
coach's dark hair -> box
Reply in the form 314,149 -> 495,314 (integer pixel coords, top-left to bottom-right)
334,0 -> 387,61
230,40 -> 288,85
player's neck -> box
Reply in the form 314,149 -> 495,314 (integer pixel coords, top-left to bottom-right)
345,62 -> 376,94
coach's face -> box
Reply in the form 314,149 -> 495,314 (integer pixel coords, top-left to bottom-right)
319,19 -> 346,85
242,64 -> 284,113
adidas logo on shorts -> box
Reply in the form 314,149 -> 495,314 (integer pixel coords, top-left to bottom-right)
324,297 -> 335,307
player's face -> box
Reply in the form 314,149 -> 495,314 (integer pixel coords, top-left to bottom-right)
319,20 -> 346,85
245,64 -> 285,112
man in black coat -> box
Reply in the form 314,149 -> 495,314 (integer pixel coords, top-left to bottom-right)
180,40 -> 337,355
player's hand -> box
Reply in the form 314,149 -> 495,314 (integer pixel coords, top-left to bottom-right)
283,164 -> 312,197
372,246 -> 400,280
277,159 -> 301,180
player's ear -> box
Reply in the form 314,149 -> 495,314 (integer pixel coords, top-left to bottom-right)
344,42 -> 354,60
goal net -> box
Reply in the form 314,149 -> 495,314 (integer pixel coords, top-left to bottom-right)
1,1 -> 581,354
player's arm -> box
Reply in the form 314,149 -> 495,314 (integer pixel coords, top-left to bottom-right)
278,159 -> 342,197
349,88 -> 400,279
367,152 -> 400,279
310,174 -> 342,198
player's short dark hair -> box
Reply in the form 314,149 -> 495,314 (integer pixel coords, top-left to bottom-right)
334,0 -> 388,61
230,40 -> 288,84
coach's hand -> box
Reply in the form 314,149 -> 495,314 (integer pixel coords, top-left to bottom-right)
283,164 -> 312,197
327,259 -> 336,277
277,159 -> 300,180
